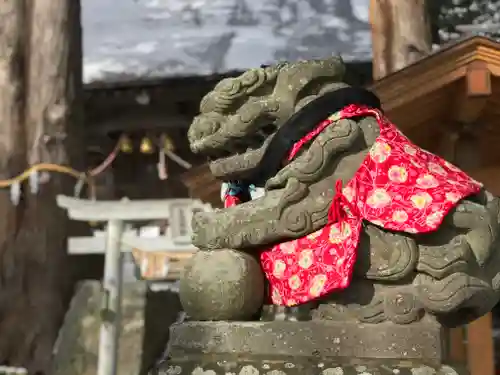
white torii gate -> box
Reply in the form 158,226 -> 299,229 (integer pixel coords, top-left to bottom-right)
56,195 -> 211,375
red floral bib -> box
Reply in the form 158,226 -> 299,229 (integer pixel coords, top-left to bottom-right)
226,105 -> 483,307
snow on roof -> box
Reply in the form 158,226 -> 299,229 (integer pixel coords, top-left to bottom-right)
436,0 -> 500,43
82,0 -> 371,84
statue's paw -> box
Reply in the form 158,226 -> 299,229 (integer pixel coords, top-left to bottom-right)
355,224 -> 418,281
417,235 -> 473,279
413,272 -> 495,326
446,191 -> 500,265
313,282 -> 424,325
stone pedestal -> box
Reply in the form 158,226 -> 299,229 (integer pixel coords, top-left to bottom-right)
157,320 -> 467,375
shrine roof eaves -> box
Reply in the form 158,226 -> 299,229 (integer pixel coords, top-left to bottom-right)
371,36 -> 500,111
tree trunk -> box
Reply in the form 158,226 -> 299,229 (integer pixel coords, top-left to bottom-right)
369,0 -> 432,80
0,0 -> 83,373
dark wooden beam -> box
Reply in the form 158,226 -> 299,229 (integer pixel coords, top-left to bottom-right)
86,112 -> 192,135
468,314 -> 495,375
181,163 -> 222,207
448,327 -> 467,365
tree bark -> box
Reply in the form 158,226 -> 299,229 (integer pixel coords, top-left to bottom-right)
0,0 -> 83,373
369,0 -> 432,80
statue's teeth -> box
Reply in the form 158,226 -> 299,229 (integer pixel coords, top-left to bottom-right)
250,187 -> 266,200
220,182 -> 230,203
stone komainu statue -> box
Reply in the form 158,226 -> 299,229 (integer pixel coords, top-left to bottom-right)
161,57 -> 500,375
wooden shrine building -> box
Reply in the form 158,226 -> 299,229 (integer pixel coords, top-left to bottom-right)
372,35 -> 500,375
182,36 -> 500,375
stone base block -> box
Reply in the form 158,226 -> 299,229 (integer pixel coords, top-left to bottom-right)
158,355 -> 466,375
157,320 -> 467,375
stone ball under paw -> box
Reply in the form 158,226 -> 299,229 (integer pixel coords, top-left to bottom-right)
179,249 -> 265,321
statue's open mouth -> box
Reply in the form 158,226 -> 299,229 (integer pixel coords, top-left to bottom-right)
203,123 -> 278,183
